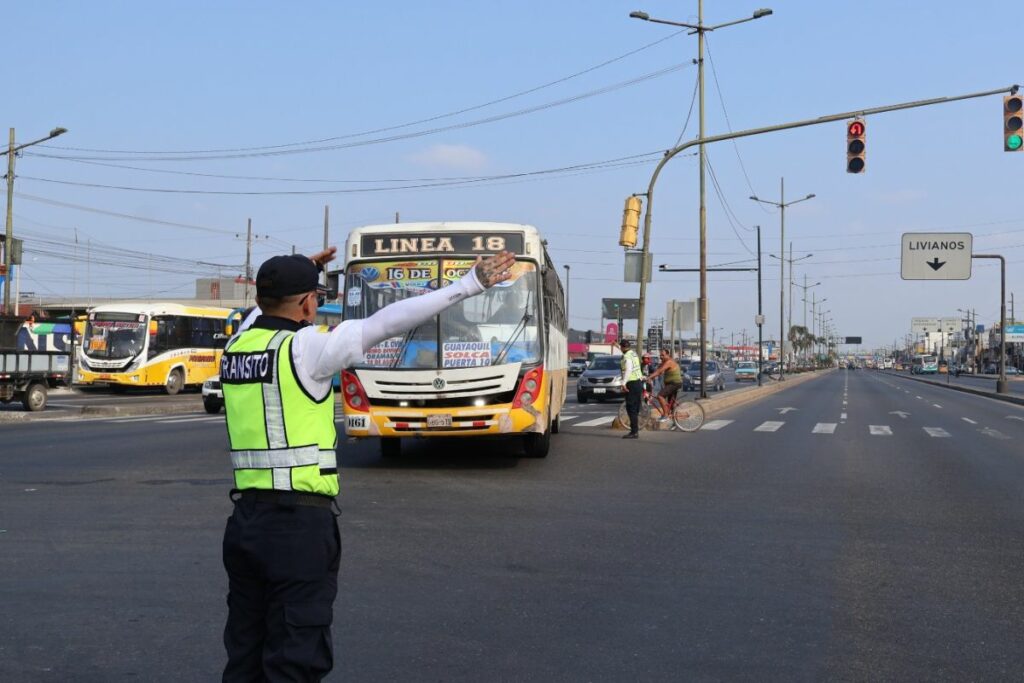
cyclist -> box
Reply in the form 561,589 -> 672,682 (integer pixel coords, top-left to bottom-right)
647,347 -> 682,423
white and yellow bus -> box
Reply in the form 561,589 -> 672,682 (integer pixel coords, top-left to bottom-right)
78,302 -> 234,394
332,222 -> 568,457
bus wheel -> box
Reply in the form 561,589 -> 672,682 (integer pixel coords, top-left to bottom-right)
22,382 -> 47,412
523,423 -> 551,458
380,437 -> 401,458
165,369 -> 184,395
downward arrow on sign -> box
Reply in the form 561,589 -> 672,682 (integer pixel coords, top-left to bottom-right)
927,258 -> 946,271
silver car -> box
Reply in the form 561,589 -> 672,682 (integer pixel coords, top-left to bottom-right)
683,361 -> 726,392
576,355 -> 626,403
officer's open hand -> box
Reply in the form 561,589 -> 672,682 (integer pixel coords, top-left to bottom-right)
474,250 -> 516,289
309,247 -> 338,270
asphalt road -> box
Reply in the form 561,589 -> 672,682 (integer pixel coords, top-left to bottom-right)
882,368 -> 1024,397
2,369 -> 1023,681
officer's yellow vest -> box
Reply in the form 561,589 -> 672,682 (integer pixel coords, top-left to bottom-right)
222,328 -> 338,496
622,350 -> 643,382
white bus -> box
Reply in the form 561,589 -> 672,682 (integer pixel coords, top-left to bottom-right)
78,302 -> 233,394
331,222 -> 567,457
911,354 -> 939,374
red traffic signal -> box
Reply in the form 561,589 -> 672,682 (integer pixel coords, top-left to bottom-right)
846,118 -> 866,173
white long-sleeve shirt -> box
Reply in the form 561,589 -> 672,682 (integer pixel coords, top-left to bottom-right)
235,268 -> 485,399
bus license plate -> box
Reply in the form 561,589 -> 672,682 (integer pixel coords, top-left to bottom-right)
427,414 -> 453,428
593,388 -> 606,394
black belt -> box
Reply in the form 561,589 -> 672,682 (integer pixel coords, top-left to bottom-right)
234,489 -> 335,510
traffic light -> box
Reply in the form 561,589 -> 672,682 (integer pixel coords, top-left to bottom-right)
846,118 -> 866,173
619,195 -> 641,248
1004,94 -> 1023,152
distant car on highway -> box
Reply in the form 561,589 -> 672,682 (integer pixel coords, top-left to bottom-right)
202,375 -> 223,413
734,360 -> 759,382
683,361 -> 725,392
576,355 -> 625,403
568,358 -> 588,376
986,365 -> 1021,375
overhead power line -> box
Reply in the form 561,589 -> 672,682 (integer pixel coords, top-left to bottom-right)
38,30 -> 687,157
31,63 -> 691,162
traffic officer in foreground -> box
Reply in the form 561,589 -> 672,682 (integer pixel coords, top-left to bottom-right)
619,339 -> 644,438
221,246 -> 515,681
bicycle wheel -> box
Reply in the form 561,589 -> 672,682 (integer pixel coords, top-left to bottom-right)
617,399 -> 652,431
672,398 -> 704,432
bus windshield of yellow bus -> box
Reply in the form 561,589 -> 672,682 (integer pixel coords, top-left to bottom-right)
343,258 -> 540,369
84,313 -> 147,360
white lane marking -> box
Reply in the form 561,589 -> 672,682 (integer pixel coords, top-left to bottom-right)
155,416 -> 224,424
777,407 -> 798,414
700,419 -> 734,431
890,411 -> 910,419
961,417 -> 977,425
869,425 -> 893,436
812,422 -> 837,434
558,415 -> 579,422
932,404 -> 943,409
924,427 -> 951,438
754,421 -> 785,432
573,415 -> 616,427
840,412 -> 848,420
980,428 -> 1009,440
1007,416 -> 1024,422
842,400 -> 848,406
106,414 -> 202,423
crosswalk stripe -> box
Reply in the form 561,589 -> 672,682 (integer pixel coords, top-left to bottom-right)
980,427 -> 1009,440
559,415 -> 579,422
812,422 -> 837,434
753,421 -> 784,432
962,417 -> 977,424
869,425 -> 892,436
700,419 -> 733,431
923,427 -> 951,438
573,415 -> 616,427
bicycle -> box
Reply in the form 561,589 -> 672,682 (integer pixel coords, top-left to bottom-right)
618,380 -> 705,432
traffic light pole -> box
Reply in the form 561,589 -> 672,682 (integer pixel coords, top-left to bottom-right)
635,83 -> 1017,389
973,254 -> 1008,393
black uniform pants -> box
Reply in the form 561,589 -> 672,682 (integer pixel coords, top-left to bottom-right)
625,379 -> 643,434
223,495 -> 341,683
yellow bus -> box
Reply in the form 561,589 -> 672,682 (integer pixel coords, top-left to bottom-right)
332,222 -> 568,457
77,302 -> 233,394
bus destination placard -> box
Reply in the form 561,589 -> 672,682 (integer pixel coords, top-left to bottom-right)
361,232 -> 525,256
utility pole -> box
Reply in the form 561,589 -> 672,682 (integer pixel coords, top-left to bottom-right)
3,126 -> 67,313
323,205 -> 330,286
563,264 -> 571,330
244,218 -> 252,308
628,4 -> 772,398
757,225 -> 764,385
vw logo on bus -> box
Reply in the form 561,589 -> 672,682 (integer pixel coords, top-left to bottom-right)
432,377 -> 446,390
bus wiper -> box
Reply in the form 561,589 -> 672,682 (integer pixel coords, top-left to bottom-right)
492,292 -> 532,366
390,324 -> 421,369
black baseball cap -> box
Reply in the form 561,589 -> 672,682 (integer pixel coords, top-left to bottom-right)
256,255 -> 322,298
619,339 -> 632,349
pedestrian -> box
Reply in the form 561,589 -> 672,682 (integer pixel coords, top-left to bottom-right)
619,339 -> 644,438
220,247 -> 515,681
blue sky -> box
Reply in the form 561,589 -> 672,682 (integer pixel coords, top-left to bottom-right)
3,0 -> 1021,350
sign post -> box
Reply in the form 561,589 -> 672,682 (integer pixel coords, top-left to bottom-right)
901,233 -> 973,280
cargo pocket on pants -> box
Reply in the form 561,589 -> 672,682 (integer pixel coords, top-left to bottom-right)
283,602 -> 334,677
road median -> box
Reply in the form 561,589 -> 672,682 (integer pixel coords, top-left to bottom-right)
0,397 -> 205,423
612,369 -> 835,430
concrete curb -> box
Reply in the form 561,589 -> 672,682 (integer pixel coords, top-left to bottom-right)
881,371 -> 1024,407
0,399 -> 204,423
610,369 -> 835,430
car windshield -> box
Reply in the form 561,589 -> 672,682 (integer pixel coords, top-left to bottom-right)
83,313 -> 148,360
589,357 -> 620,371
688,362 -> 718,373
342,258 -> 540,369
737,362 -> 757,369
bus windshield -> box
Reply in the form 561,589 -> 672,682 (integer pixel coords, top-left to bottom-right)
342,258 -> 541,369
83,312 -> 147,360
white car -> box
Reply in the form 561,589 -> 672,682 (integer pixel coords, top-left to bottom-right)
202,375 -> 223,414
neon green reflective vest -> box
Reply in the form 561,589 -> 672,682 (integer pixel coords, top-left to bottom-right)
621,350 -> 643,382
222,327 -> 338,496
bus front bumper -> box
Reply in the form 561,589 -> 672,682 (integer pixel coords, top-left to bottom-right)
342,405 -> 544,438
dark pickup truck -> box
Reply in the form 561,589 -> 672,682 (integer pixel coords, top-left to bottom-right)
0,316 -> 71,411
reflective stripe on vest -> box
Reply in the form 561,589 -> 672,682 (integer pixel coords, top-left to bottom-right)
223,327 -> 339,496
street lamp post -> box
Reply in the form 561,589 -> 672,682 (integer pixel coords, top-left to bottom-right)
4,126 -> 68,313
769,247 -> 812,368
630,3 -> 772,399
751,179 -> 814,380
